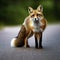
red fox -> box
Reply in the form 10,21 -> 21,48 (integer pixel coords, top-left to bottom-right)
11,5 -> 47,48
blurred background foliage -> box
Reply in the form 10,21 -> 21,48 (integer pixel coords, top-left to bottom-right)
0,0 -> 60,25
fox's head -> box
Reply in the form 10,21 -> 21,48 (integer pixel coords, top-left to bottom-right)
28,5 -> 44,24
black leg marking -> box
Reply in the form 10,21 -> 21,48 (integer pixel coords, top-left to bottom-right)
39,33 -> 43,49
35,36 -> 38,48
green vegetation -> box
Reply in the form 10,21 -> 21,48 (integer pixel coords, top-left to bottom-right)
0,0 -> 60,25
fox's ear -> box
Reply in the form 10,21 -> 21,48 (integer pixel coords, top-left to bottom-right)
28,7 -> 33,14
37,5 -> 43,12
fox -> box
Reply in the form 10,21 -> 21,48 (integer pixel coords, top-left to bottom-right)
11,5 -> 47,48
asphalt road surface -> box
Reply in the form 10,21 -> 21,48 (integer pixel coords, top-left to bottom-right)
0,24 -> 60,60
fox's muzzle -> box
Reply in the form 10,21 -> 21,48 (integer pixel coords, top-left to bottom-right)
34,18 -> 40,23
31,17 -> 40,23
35,18 -> 39,21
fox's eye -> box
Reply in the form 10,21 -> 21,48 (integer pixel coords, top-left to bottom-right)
31,14 -> 34,17
37,14 -> 42,17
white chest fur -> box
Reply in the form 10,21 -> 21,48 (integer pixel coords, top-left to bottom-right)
33,20 -> 44,32
33,23 -> 40,32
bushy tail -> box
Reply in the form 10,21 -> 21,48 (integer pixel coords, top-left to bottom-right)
11,37 -> 24,47
10,25 -> 27,47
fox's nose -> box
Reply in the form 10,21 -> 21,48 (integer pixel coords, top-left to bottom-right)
35,18 -> 36,21
35,18 -> 39,21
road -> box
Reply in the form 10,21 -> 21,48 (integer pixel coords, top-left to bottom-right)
0,24 -> 60,60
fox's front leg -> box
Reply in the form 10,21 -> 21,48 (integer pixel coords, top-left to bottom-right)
34,34 -> 38,48
35,36 -> 38,48
39,32 -> 43,48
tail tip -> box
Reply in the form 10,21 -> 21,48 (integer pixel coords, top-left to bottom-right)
10,38 -> 17,47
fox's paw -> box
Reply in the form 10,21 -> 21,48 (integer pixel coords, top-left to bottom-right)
39,46 -> 43,49
24,45 -> 30,48
10,38 -> 17,47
